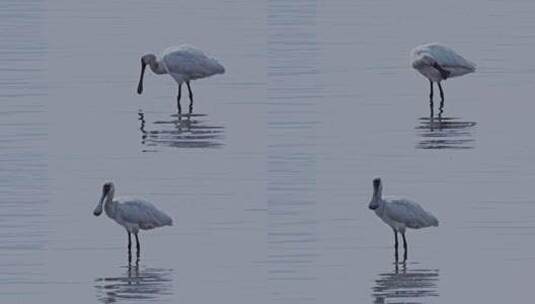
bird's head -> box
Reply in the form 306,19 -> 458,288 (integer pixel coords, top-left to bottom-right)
137,54 -> 157,95
368,178 -> 382,210
411,52 -> 435,69
141,54 -> 157,66
93,181 -> 115,216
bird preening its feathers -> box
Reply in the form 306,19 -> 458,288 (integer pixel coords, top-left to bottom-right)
369,178 -> 438,261
432,62 -> 451,80
411,43 -> 476,102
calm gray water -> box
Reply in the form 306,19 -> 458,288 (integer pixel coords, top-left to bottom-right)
2,0 -> 535,303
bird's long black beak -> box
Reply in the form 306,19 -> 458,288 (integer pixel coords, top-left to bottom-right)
93,191 -> 106,216
137,61 -> 146,95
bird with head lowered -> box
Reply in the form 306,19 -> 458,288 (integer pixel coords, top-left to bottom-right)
137,44 -> 225,114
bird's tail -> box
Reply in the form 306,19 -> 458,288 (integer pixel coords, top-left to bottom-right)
213,61 -> 225,75
430,215 -> 439,227
159,212 -> 173,226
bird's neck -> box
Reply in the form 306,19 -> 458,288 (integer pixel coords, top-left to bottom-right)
148,59 -> 167,75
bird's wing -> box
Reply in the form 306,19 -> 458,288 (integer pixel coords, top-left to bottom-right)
162,45 -> 225,79
116,199 -> 173,230
426,43 -> 476,71
385,199 -> 439,229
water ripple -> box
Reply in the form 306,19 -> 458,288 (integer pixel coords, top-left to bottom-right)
138,111 -> 224,151
95,265 -> 173,303
372,264 -> 439,304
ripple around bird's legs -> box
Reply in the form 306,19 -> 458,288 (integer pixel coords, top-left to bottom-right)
372,262 -> 440,304
416,101 -> 477,150
94,264 -> 174,303
138,110 -> 224,151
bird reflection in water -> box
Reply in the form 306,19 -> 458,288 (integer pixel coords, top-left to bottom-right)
138,110 -> 224,151
94,261 -> 173,304
416,99 -> 476,150
372,262 -> 439,304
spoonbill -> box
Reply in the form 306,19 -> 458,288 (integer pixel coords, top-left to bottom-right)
411,43 -> 476,101
137,45 -> 225,114
93,182 -> 173,259
368,178 -> 439,261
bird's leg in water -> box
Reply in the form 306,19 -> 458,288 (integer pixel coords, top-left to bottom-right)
127,232 -> 132,263
393,229 -> 399,261
429,79 -> 434,101
177,84 -> 182,114
429,81 -> 434,118
401,232 -> 408,262
438,92 -> 445,120
135,233 -> 140,259
186,81 -> 194,113
438,81 -> 445,102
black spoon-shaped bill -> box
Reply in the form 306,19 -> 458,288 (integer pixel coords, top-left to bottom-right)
137,61 -> 146,94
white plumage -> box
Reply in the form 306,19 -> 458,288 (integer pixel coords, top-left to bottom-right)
162,45 -> 225,83
137,44 -> 225,113
109,199 -> 173,231
368,178 -> 438,261
411,43 -> 475,101
379,198 -> 439,229
93,182 -> 172,258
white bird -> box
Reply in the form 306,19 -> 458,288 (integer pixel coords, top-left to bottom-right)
368,178 -> 438,261
93,182 -> 173,259
137,44 -> 225,113
411,43 -> 476,101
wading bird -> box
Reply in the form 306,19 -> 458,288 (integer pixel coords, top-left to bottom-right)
411,43 -> 475,102
368,178 -> 439,261
93,182 -> 173,260
137,45 -> 225,114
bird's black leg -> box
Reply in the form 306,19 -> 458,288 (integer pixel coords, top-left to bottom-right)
429,79 -> 434,101
127,232 -> 132,263
401,232 -> 408,262
135,233 -> 140,259
177,84 -> 182,114
438,81 -> 445,117
429,80 -> 435,117
393,229 -> 399,261
186,81 -> 194,113
438,81 -> 445,102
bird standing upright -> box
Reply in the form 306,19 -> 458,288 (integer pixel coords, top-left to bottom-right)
411,43 -> 476,103
368,178 -> 439,262
137,45 -> 225,114
93,182 -> 173,262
